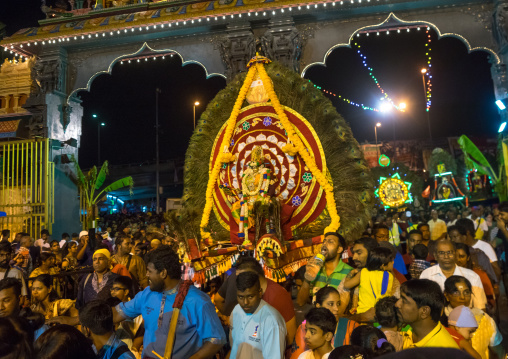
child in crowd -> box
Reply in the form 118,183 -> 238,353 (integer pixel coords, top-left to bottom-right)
109,276 -> 144,358
445,305 -> 481,359
299,307 -> 336,359
374,296 -> 403,351
408,244 -> 431,279
350,325 -> 396,357
344,247 -> 394,314
291,287 -> 360,359
329,345 -> 369,359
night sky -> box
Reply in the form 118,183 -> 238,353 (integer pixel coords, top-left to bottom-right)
0,1 -> 500,169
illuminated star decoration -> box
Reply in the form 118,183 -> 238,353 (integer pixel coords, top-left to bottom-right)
374,173 -> 413,208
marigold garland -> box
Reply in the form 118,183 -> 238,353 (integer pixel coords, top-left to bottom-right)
200,65 -> 258,241
200,59 -> 342,242
255,62 -> 341,234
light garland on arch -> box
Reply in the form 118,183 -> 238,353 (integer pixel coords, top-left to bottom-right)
424,27 -> 433,111
352,41 -> 400,110
311,81 -> 380,112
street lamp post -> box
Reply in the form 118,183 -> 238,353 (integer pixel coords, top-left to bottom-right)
155,88 -> 161,214
379,102 -> 394,141
375,122 -> 381,160
193,101 -> 200,129
93,114 -> 105,165
421,68 -> 433,145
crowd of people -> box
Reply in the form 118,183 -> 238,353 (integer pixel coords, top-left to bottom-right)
0,203 -> 506,359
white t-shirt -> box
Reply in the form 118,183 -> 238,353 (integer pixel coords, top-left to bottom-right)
472,240 -> 498,263
34,238 -> 50,252
298,350 -> 330,359
0,267 -> 28,296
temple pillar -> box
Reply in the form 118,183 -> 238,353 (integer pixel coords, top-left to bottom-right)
260,17 -> 302,73
218,22 -> 255,81
23,47 -> 82,235
12,95 -> 20,112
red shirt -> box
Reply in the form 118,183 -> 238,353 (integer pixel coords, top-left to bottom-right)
263,279 -> 295,322
445,327 -> 464,347
392,268 -> 407,284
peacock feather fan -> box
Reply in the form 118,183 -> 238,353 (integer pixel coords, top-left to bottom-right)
183,61 -> 374,244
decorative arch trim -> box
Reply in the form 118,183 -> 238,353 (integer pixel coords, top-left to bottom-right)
67,42 -> 226,104
301,12 -> 500,77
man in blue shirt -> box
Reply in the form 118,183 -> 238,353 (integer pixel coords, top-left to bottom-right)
80,300 -> 135,359
230,271 -> 286,359
113,245 -> 225,359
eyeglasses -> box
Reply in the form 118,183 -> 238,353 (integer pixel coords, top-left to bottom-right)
437,250 -> 455,258
110,287 -> 127,292
450,290 -> 471,297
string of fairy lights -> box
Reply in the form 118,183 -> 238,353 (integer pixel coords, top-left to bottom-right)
310,80 -> 380,111
351,40 -> 400,110
314,25 -> 432,113
424,27 -> 433,111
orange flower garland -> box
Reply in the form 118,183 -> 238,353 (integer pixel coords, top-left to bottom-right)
200,58 -> 341,243
200,65 -> 258,241
255,63 -> 341,234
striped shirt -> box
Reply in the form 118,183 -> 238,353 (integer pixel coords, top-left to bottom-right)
310,259 -> 352,296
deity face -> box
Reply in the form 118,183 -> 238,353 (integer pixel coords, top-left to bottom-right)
250,146 -> 264,166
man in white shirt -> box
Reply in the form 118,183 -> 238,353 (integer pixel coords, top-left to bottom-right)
420,240 -> 486,310
456,218 -> 501,280
230,271 -> 286,359
34,229 -> 51,253
446,209 -> 458,227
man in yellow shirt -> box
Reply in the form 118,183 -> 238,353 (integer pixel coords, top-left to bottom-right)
428,210 -> 448,241
396,279 -> 459,349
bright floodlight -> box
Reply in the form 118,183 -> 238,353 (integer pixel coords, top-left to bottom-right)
376,122 -> 381,127
399,102 -> 406,110
420,68 -> 427,74
92,114 -> 97,118
380,103 -> 392,112
496,100 -> 506,111
499,122 -> 507,133
101,122 -> 106,126
194,101 -> 200,106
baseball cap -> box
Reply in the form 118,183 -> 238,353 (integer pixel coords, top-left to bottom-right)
448,305 -> 478,328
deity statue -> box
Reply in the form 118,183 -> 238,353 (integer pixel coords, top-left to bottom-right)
231,146 -> 278,243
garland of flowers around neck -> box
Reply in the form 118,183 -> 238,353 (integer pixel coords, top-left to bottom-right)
255,62 -> 341,234
200,65 -> 258,243
238,166 -> 271,240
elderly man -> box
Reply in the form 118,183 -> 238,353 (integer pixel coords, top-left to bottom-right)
76,248 -> 119,309
419,240 -> 486,310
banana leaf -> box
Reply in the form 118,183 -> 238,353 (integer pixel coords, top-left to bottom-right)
71,155 -> 87,187
93,176 -> 134,203
457,135 -> 497,182
95,161 -> 109,190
